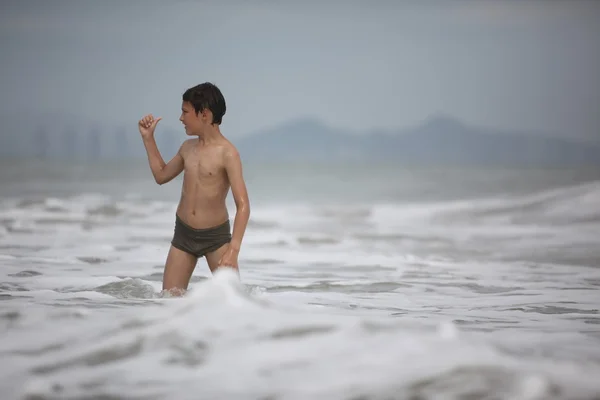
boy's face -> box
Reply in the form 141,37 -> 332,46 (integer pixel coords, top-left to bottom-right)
179,101 -> 212,136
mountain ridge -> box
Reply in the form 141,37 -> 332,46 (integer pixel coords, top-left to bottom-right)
1,111 -> 598,166
234,114 -> 600,166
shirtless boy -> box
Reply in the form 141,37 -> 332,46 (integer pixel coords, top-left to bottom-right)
138,82 -> 250,295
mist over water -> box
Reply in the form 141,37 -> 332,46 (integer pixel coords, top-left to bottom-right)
1,160 -> 600,399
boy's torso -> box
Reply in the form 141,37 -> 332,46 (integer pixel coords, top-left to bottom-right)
176,138 -> 231,229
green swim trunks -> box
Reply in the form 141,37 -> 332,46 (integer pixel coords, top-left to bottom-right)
170,214 -> 231,258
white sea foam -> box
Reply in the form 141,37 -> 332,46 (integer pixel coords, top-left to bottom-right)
1,166 -> 600,399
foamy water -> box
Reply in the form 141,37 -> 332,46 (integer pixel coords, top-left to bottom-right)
1,163 -> 600,399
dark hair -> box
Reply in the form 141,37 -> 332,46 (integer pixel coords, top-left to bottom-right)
182,82 -> 226,125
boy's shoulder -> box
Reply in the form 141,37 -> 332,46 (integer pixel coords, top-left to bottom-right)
178,138 -> 198,154
221,138 -> 241,160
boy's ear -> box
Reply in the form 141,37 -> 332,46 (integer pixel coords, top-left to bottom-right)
201,108 -> 213,122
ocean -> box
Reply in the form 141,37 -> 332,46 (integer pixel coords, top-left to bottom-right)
1,159 -> 600,400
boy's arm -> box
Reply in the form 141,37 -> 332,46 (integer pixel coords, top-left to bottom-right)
139,114 -> 184,185
142,136 -> 185,185
224,146 -> 250,252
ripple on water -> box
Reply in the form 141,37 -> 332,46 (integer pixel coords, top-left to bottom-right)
8,270 -> 43,277
429,282 -> 526,295
31,338 -> 145,375
266,281 -> 411,294
507,306 -> 599,315
0,283 -> 29,292
94,279 -> 157,299
77,257 -> 110,265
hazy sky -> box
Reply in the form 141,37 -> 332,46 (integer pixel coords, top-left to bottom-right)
1,0 -> 599,142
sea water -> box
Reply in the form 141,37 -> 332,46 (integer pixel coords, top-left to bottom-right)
1,160 -> 600,400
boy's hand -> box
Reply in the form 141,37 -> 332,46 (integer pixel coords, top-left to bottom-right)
138,114 -> 162,139
218,244 -> 239,269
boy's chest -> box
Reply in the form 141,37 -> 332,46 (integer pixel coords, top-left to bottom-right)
183,150 -> 223,178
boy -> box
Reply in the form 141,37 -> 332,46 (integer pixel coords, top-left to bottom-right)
138,82 -> 250,296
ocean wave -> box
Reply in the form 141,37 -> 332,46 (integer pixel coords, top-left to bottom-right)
1,269 -> 599,400
2,174 -> 600,398
427,180 -> 600,226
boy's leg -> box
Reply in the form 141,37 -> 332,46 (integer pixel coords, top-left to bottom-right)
205,243 -> 238,274
162,245 -> 198,295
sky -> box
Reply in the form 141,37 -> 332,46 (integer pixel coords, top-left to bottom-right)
1,0 -> 599,143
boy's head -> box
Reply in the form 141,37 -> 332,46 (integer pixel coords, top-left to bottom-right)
180,82 -> 226,135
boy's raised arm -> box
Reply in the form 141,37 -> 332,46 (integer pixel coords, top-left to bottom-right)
138,114 -> 184,185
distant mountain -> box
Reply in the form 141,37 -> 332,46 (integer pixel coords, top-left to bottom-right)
234,115 -> 600,166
